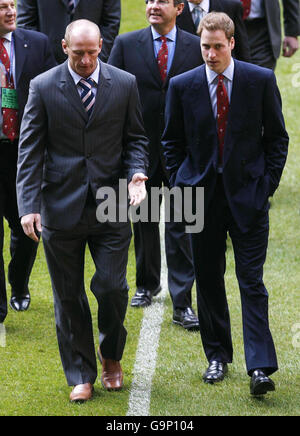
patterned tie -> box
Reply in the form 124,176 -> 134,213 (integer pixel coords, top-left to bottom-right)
217,75 -> 229,165
0,38 -> 18,141
157,36 -> 168,82
240,0 -> 251,20
78,78 -> 96,117
68,0 -> 75,15
193,6 -> 203,30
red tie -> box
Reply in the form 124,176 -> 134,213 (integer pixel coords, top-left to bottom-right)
240,0 -> 251,20
0,38 -> 18,141
157,36 -> 168,82
217,74 -> 229,165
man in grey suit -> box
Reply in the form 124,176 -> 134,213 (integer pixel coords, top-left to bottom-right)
240,0 -> 299,70
16,20 -> 148,403
17,0 -> 121,63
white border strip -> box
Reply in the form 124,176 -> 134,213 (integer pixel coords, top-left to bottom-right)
127,204 -> 167,416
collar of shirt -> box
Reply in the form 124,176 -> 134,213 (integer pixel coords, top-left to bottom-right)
205,57 -> 235,87
1,32 -> 13,43
151,25 -> 177,43
68,59 -> 100,88
188,0 -> 210,14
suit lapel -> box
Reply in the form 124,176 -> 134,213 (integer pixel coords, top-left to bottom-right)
224,60 -> 252,166
137,27 -> 162,86
60,0 -> 69,10
167,28 -> 194,80
13,29 -> 27,88
88,62 -> 112,125
59,61 -> 88,122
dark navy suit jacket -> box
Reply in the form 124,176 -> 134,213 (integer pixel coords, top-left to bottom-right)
162,60 -> 289,233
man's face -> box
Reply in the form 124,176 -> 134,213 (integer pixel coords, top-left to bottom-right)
146,0 -> 184,29
201,28 -> 234,74
62,30 -> 102,78
0,0 -> 16,35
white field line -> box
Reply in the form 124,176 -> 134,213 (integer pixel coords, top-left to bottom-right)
0,323 -> 6,347
127,203 -> 168,416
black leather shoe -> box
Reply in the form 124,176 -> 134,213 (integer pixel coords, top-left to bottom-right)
203,361 -> 228,384
250,369 -> 275,396
173,306 -> 199,331
9,294 -> 31,312
130,285 -> 161,308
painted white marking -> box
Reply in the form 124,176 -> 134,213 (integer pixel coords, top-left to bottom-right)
127,202 -> 168,416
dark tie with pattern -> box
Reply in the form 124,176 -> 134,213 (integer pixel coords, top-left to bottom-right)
240,0 -> 251,20
68,0 -> 75,15
78,78 -> 96,117
157,36 -> 168,82
217,75 -> 229,165
0,38 -> 18,141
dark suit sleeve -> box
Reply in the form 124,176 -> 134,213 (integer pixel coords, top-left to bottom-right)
17,0 -> 39,30
123,77 -> 149,182
17,79 -> 47,217
232,2 -> 251,62
162,78 -> 187,187
282,0 -> 300,36
262,71 -> 289,196
107,35 -> 124,68
99,0 -> 121,63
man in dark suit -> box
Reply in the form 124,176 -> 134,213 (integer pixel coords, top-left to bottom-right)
0,0 -> 55,324
240,0 -> 299,69
16,19 -> 148,402
176,0 -> 251,61
109,0 -> 202,330
162,12 -> 289,395
17,0 -> 121,63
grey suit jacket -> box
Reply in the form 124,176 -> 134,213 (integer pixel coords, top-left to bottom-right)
264,0 -> 299,59
17,0 -> 121,63
16,61 -> 148,230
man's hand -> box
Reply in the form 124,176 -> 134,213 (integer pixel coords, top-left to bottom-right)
283,36 -> 299,57
128,173 -> 148,206
21,213 -> 42,242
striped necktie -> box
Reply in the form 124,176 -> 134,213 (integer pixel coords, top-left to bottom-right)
68,0 -> 75,15
78,78 -> 96,117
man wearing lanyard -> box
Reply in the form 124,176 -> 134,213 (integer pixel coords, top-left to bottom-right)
109,0 -> 202,330
0,0 -> 55,324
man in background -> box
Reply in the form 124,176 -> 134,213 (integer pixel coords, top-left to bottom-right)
109,0 -> 202,330
176,0 -> 251,61
240,0 -> 299,70
17,0 -> 121,62
0,0 -> 55,323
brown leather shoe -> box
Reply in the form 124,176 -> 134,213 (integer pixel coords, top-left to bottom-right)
69,383 -> 93,402
97,346 -> 124,391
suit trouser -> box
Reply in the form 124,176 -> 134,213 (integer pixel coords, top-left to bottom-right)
133,166 -> 195,309
190,176 -> 278,376
42,204 -> 131,386
0,141 -> 38,323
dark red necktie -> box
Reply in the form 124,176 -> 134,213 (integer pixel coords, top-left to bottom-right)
217,74 -> 229,165
157,36 -> 168,82
0,38 -> 18,141
240,0 -> 251,20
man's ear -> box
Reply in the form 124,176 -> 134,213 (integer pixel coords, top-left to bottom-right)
61,39 -> 68,54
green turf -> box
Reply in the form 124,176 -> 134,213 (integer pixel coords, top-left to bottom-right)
0,0 -> 299,416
